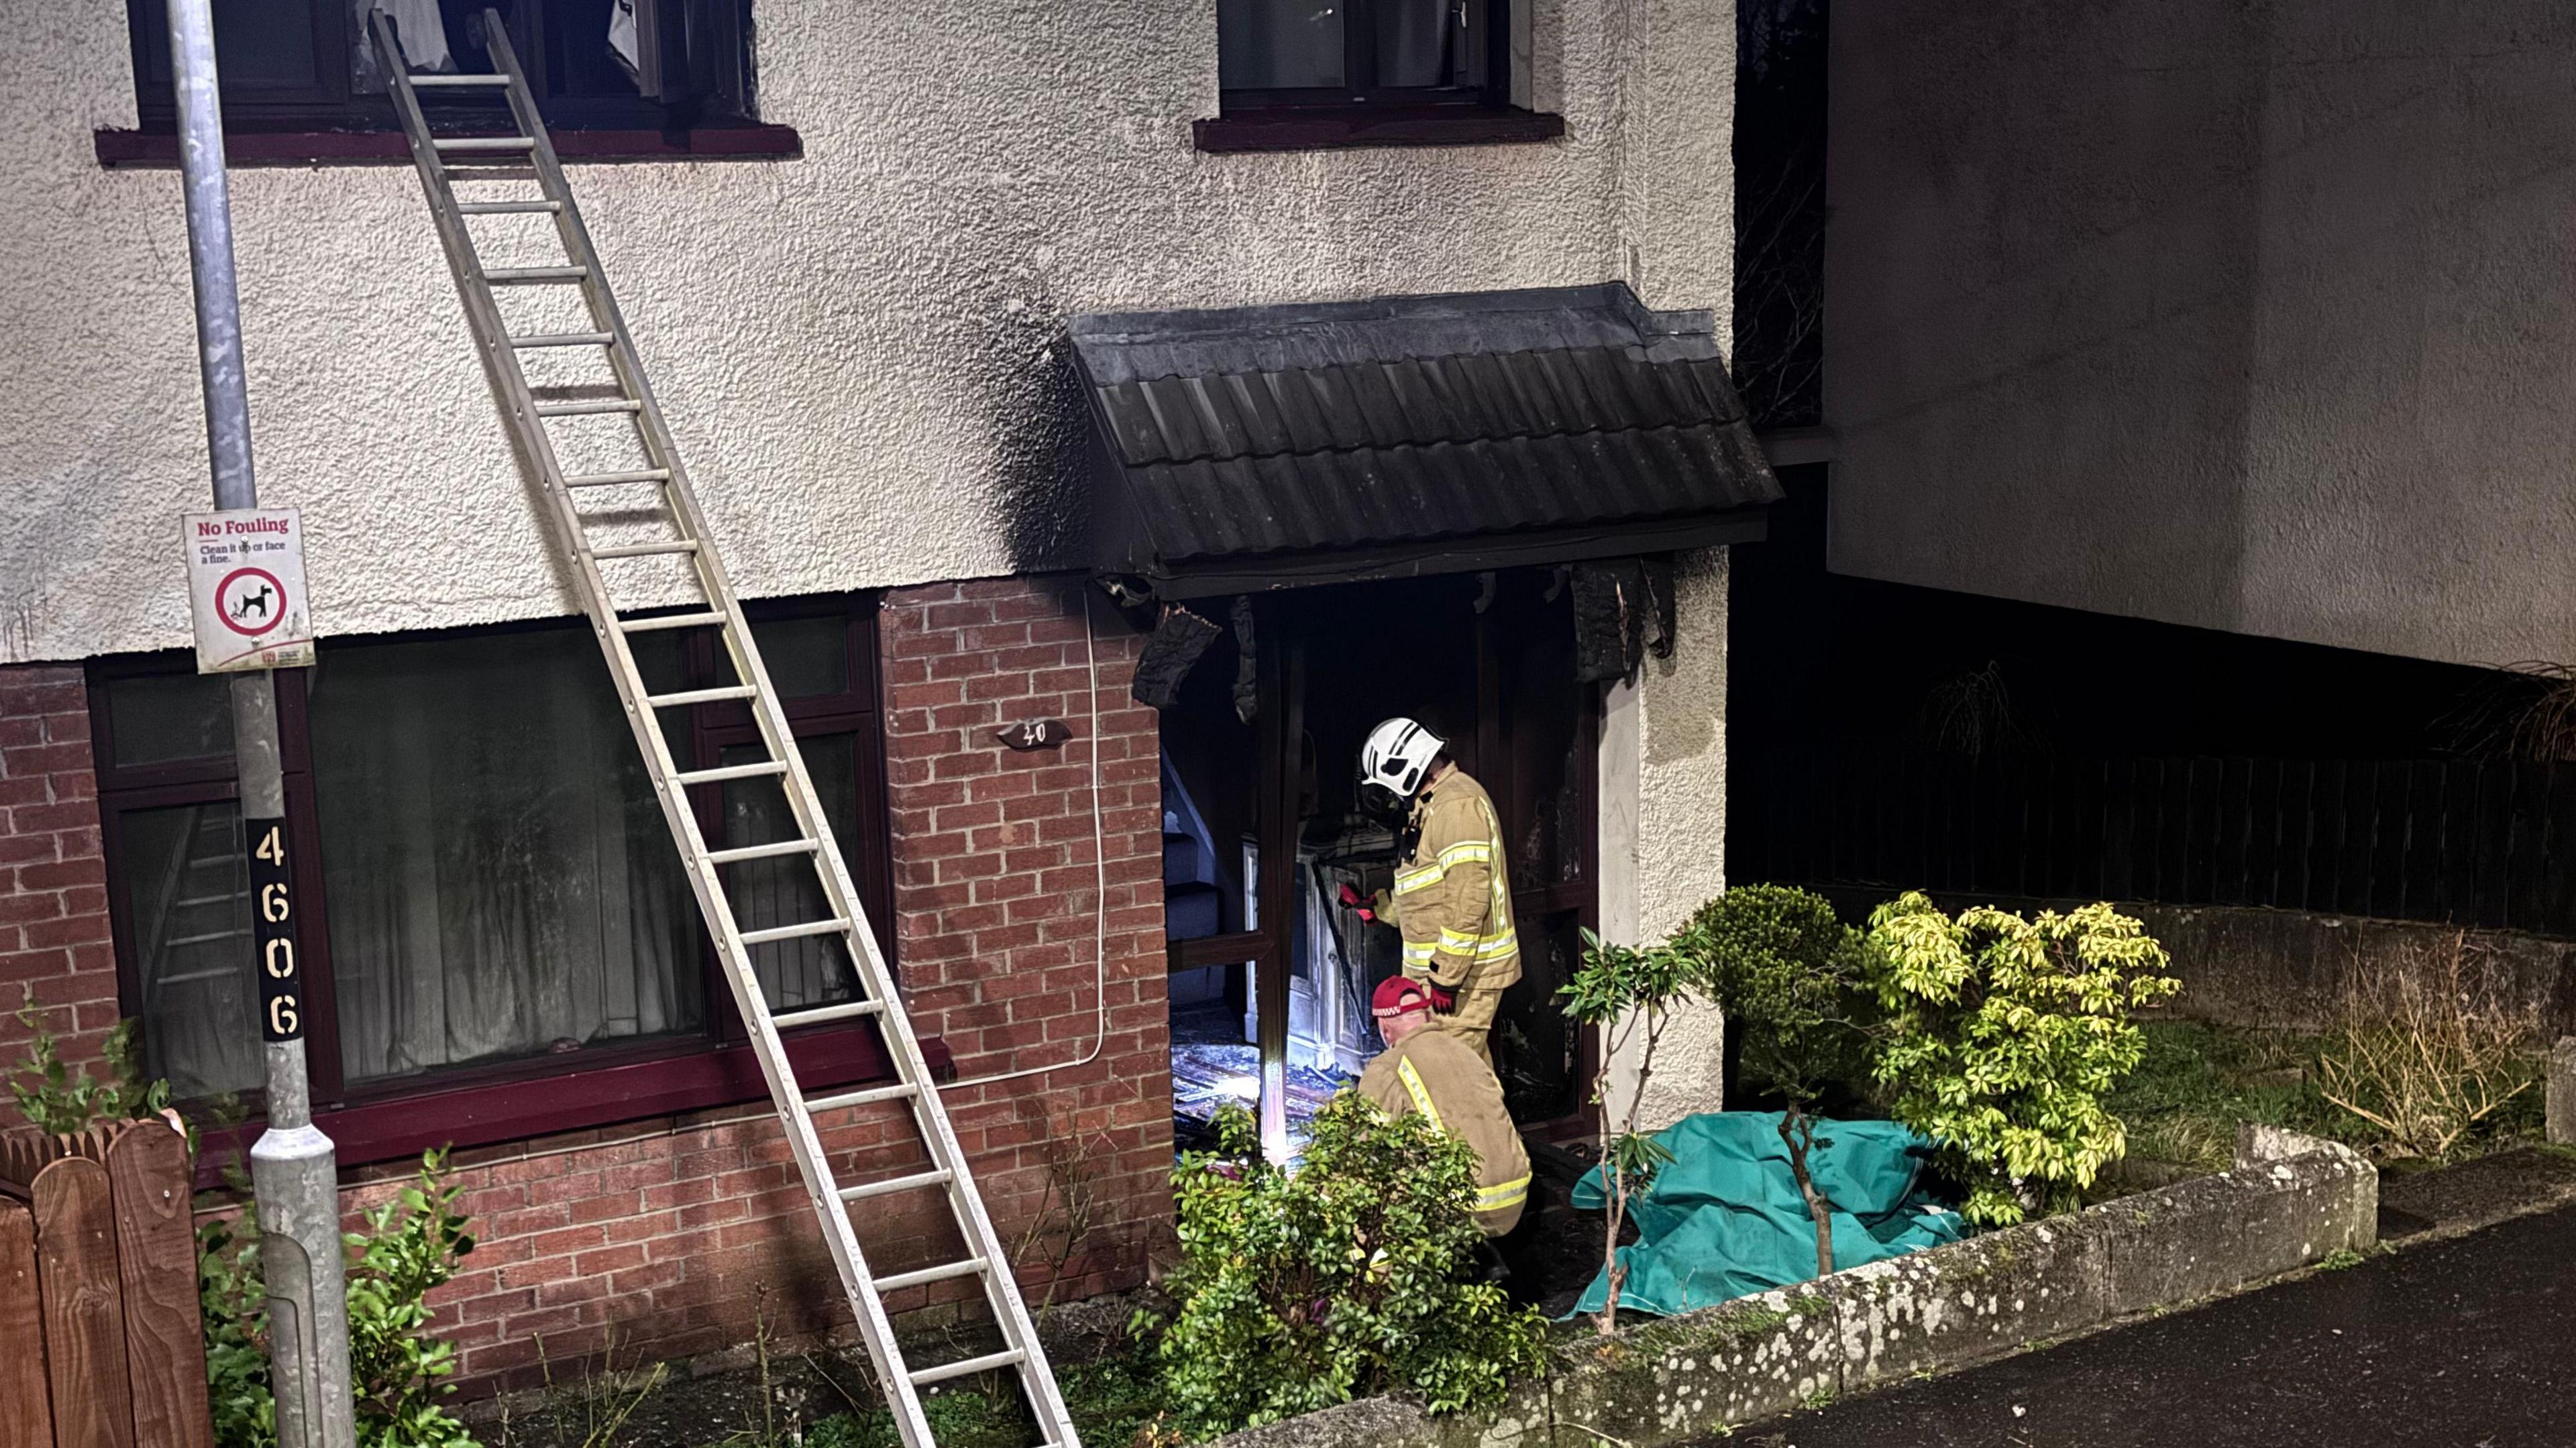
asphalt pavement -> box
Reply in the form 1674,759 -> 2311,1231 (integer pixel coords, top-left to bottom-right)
1717,1201 -> 2576,1448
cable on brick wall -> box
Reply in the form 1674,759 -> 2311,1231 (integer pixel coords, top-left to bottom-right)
945,584 -> 1108,1089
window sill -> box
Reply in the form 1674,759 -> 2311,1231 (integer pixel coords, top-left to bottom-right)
93,123 -> 802,170
1193,104 -> 1564,154
191,1021 -> 940,1184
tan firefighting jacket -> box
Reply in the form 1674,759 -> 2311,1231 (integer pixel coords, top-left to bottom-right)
1381,768 -> 1519,993
1357,1027 -> 1532,1235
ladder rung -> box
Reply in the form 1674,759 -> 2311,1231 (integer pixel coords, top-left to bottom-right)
910,1349 -> 1026,1388
739,917 -> 851,946
164,928 -> 250,948
511,331 -> 616,349
674,760 -> 784,785
805,1081 -> 920,1113
589,539 -> 698,560
707,838 -> 818,865
487,266 -> 589,284
533,398 -> 641,416
619,610 -> 728,634
456,199 -> 561,215
646,685 -> 757,708
435,135 -> 538,152
873,1256 -> 988,1294
407,73 -> 512,87
838,1169 -> 952,1204
566,468 -> 672,488
773,999 -> 886,1029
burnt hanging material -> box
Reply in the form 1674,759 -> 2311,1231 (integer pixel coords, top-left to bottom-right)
1230,596 -> 1258,724
1130,604 -> 1222,709
1572,558 -> 1676,683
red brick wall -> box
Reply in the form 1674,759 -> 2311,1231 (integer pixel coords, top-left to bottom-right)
0,665 -> 116,1081
0,574 -> 1173,1398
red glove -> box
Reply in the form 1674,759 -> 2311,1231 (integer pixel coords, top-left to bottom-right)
1425,983 -> 1456,1013
1336,883 -> 1378,924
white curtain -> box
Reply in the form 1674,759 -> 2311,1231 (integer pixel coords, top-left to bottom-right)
310,628 -> 699,1084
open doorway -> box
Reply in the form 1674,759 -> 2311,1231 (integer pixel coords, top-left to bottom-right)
1160,569 -> 1597,1158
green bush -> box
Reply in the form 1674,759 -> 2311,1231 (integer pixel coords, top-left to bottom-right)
200,1149 -> 480,1448
1141,1095 -> 1545,1438
1865,893 -> 2179,1225
9,987 -> 170,1134
1681,884 -> 1877,1274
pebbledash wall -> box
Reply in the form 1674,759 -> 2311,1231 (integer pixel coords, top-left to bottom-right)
3,0 -> 1735,663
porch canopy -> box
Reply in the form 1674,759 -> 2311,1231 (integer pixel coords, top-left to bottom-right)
1071,284 -> 1782,598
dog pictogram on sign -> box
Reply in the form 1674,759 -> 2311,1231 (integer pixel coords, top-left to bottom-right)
185,509 -> 315,673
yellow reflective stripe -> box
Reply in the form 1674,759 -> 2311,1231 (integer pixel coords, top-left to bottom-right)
1401,940 -> 1437,964
1436,840 -> 1491,867
1395,1058 -> 1445,1133
1477,1174 -> 1532,1211
1473,930 -> 1519,959
1394,863 -> 1445,896
1438,926 -> 1483,950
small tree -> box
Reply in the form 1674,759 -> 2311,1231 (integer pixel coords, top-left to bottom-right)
1558,929 -> 1714,1336
1682,884 -> 1876,1278
1144,1095 -> 1543,1436
1865,893 -> 2180,1225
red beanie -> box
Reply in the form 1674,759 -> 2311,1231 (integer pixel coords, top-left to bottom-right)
1371,976 -> 1434,1019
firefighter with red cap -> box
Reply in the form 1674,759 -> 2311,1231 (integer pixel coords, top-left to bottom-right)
1356,975 -> 1532,1236
1354,717 -> 1519,1067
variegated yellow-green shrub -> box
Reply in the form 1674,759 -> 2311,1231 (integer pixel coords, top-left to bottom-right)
1864,893 -> 2180,1226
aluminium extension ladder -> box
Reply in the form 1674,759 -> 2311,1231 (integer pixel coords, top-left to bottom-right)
366,13 -> 1077,1446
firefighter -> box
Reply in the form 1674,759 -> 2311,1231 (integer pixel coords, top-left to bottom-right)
1356,716 -> 1519,1066
1356,975 -> 1531,1236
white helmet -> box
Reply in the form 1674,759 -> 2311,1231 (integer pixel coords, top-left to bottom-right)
1360,718 -> 1446,803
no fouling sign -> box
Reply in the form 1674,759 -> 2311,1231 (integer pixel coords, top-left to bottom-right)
184,508 -> 315,673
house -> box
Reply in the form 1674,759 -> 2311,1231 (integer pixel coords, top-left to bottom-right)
0,0 -> 1768,1395
1726,0 -> 2576,1033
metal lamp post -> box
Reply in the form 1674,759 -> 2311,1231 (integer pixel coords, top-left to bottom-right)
164,0 -> 358,1441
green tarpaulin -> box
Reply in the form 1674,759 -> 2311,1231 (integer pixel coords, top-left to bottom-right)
1570,1112 -> 1964,1318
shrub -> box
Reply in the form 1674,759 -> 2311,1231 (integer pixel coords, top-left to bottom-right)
2316,934 -> 2541,1160
201,1149 -> 480,1448
1864,893 -> 2179,1226
1681,884 -> 1876,1274
1559,929 -> 1715,1335
9,987 -> 170,1134
1142,1095 -> 1545,1437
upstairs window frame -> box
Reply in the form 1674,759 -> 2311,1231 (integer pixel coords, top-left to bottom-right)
1216,0 -> 1515,112
1201,0 -> 1564,154
120,0 -> 758,136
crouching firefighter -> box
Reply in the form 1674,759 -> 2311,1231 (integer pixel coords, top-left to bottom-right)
1354,717 -> 1519,1066
1358,976 -> 1532,1235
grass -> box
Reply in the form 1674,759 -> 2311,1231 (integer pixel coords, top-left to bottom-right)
802,1353 -> 1170,1448
2104,1021 -> 2357,1174
2105,1019 -> 2546,1175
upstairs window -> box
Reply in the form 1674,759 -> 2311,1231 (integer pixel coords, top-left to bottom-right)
1202,0 -> 1562,152
123,0 -> 755,133
1218,0 -> 1504,105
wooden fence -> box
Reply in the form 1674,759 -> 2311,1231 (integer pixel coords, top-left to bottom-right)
1735,751 -> 2576,936
0,1121 -> 213,1448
